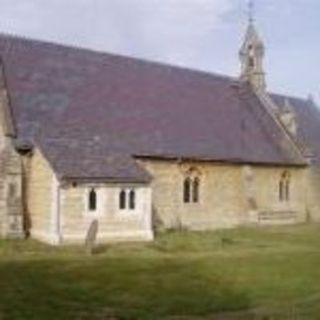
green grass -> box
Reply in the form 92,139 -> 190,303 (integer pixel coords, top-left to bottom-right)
0,224 -> 320,319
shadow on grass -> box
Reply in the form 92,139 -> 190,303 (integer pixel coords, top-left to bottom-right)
0,257 -> 251,320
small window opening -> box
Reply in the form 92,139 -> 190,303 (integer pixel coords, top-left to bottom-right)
129,190 -> 136,210
193,178 -> 200,203
285,180 -> 290,201
89,188 -> 97,211
120,190 -> 126,210
279,180 -> 284,202
183,176 -> 201,204
183,178 -> 191,203
279,172 -> 290,202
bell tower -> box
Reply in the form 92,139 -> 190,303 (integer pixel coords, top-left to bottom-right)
239,1 -> 266,91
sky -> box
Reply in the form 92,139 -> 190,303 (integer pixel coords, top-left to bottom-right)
0,0 -> 319,102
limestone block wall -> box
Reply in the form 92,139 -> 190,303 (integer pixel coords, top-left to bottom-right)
60,184 -> 153,244
306,164 -> 320,222
0,140 -> 24,238
250,166 -> 307,224
141,160 -> 248,230
140,159 -> 307,230
27,149 -> 55,243
25,149 -> 308,245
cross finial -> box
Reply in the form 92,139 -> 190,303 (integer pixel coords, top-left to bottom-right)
248,0 -> 255,24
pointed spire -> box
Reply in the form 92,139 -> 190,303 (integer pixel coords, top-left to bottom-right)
239,1 -> 266,91
248,0 -> 255,24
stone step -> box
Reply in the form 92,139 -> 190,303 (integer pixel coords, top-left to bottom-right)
258,210 -> 297,222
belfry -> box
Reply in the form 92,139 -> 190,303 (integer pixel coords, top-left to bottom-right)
239,1 -> 266,91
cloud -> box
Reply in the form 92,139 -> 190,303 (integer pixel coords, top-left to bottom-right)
0,0 -> 235,58
0,0 -> 319,100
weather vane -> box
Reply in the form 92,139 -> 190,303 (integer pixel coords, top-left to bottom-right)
248,0 -> 255,24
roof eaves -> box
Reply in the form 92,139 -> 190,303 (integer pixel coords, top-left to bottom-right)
61,176 -> 151,184
135,154 -> 307,167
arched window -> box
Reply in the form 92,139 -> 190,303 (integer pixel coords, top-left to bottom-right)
183,176 -> 201,204
183,178 -> 191,203
129,190 -> 136,210
279,172 -> 290,202
285,175 -> 290,201
193,178 -> 200,203
119,190 -> 126,210
89,188 -> 97,211
279,179 -> 284,202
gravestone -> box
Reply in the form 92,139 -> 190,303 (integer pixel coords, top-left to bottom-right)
85,219 -> 99,255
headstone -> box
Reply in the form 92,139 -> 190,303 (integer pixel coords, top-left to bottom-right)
85,219 -> 99,255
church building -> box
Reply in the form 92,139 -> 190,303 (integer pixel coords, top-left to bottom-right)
0,19 -> 320,244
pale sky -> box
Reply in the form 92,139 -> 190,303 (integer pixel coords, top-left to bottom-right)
0,0 -> 319,102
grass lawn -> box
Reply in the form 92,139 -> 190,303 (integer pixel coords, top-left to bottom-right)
0,224 -> 320,319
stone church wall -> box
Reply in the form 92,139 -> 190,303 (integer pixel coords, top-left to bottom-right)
0,140 -> 24,238
60,183 -> 153,244
141,159 -> 247,230
27,149 -> 55,243
252,166 -> 307,224
25,150 -> 308,245
26,149 -> 153,244
140,159 -> 307,231
306,164 -> 320,222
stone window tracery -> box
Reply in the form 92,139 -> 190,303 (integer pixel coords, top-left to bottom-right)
119,189 -> 136,210
183,173 -> 201,204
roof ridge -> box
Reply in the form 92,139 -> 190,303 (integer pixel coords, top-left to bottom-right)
0,31 -> 101,54
0,31 -> 237,83
269,91 -> 310,103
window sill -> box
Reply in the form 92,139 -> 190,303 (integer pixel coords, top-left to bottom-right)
183,202 -> 201,205
118,209 -> 139,216
83,211 -> 105,218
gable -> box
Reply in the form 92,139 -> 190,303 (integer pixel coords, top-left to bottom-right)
271,94 -> 320,164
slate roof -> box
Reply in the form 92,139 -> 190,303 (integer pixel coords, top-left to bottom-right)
38,139 -> 151,182
0,33 -> 312,181
271,94 -> 320,164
